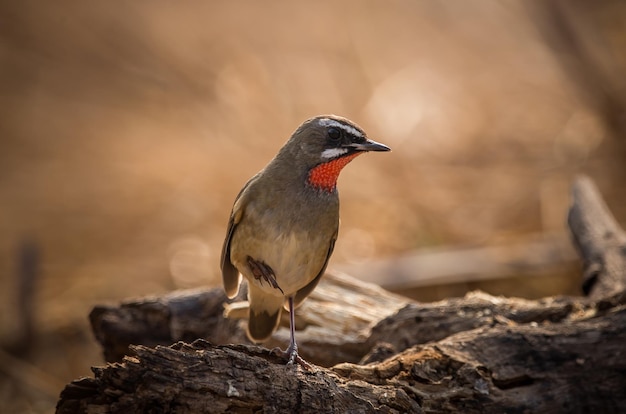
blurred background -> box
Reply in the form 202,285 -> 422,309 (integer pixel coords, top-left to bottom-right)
1,0 -> 626,412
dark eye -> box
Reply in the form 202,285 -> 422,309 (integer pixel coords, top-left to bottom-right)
328,127 -> 341,141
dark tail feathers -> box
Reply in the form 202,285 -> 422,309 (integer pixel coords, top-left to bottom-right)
247,307 -> 282,342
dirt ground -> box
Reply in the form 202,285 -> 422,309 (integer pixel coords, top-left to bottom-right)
1,1 -> 625,412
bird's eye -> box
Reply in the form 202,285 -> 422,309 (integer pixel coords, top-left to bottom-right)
328,127 -> 341,141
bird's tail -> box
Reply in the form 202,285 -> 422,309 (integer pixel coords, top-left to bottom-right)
247,284 -> 283,342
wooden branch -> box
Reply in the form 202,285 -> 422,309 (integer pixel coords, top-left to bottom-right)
568,175 -> 626,299
89,271 -> 411,367
57,175 -> 626,413
89,287 -> 243,363
58,305 -> 626,413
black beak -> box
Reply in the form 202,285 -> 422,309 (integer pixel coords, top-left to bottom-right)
345,138 -> 391,152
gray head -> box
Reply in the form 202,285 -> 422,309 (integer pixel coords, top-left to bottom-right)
277,115 -> 390,170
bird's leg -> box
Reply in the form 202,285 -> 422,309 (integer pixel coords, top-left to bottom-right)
285,296 -> 311,369
246,256 -> 284,294
269,296 -> 311,369
285,296 -> 298,362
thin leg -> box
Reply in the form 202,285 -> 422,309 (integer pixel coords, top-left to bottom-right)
285,296 -> 298,363
283,296 -> 311,369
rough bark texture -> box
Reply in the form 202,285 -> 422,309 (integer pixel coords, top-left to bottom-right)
568,175 -> 626,299
57,175 -> 626,413
88,271 -> 410,368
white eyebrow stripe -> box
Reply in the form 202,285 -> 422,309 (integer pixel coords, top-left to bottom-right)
318,118 -> 364,138
321,147 -> 349,159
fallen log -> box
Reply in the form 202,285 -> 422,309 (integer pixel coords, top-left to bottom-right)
56,175 -> 626,413
88,270 -> 411,367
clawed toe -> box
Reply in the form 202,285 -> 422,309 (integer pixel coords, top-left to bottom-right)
269,347 -> 312,370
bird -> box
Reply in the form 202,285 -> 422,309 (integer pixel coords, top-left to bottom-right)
220,115 -> 390,365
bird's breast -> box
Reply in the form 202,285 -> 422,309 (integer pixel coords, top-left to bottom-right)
229,195 -> 338,297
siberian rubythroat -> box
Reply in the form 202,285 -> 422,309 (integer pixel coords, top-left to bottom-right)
221,115 -> 390,364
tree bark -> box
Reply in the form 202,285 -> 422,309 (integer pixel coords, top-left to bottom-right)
568,175 -> 626,299
57,175 -> 626,413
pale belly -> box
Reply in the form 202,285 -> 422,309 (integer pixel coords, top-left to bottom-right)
230,228 -> 329,298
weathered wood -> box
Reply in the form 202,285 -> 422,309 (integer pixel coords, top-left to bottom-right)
89,270 -> 598,369
336,306 -> 626,414
65,276 -> 626,413
58,304 -> 626,414
57,175 -> 626,413
89,287 -> 243,363
364,291 -> 586,356
568,175 -> 626,298
89,271 -> 411,367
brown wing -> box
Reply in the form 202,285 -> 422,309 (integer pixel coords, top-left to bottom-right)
293,229 -> 337,307
220,176 -> 257,298
220,214 -> 241,298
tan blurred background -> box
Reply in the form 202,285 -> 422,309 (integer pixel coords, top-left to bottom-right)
1,1 -> 626,412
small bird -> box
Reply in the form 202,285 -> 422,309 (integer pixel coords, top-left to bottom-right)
220,115 -> 390,365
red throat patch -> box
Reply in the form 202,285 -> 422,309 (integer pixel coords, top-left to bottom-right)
307,152 -> 363,192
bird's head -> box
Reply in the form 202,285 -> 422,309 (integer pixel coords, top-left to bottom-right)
277,115 -> 390,192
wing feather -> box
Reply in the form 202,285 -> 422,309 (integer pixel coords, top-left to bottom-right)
220,177 -> 257,298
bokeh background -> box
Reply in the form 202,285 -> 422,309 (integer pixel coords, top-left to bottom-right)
1,1 -> 626,412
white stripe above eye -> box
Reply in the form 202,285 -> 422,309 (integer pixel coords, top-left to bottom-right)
321,147 -> 349,159
318,118 -> 364,138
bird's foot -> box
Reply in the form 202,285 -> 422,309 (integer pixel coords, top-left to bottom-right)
270,346 -> 312,370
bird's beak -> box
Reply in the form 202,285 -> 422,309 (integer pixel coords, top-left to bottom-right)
345,138 -> 391,152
